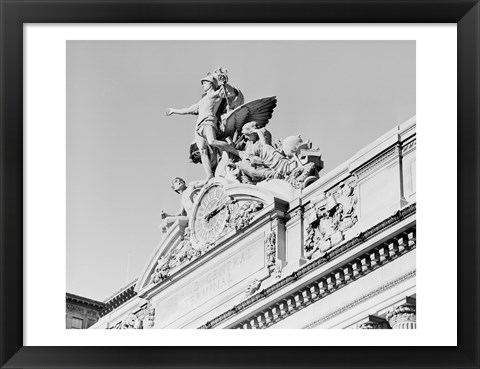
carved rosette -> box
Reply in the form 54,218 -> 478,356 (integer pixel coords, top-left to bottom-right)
304,181 -> 358,260
386,306 -> 416,329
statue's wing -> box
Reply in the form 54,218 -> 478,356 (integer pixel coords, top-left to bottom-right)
222,96 -> 277,138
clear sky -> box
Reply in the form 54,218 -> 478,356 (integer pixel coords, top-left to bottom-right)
66,40 -> 415,301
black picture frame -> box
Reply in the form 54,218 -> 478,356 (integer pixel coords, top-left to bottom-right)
1,1 -> 478,368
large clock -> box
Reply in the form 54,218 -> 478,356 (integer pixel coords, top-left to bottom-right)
190,183 -> 229,248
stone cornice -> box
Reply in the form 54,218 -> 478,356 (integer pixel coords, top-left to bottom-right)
66,293 -> 105,310
354,145 -> 400,179
304,270 -> 415,329
200,203 -> 416,329
100,284 -> 137,317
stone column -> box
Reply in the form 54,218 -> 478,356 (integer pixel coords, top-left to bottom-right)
386,305 -> 416,329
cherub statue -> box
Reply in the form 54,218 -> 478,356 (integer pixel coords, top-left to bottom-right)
160,177 -> 206,231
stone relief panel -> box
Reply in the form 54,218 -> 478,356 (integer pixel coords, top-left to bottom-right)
304,181 -> 358,260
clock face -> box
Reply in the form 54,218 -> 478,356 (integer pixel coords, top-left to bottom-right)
191,184 -> 229,248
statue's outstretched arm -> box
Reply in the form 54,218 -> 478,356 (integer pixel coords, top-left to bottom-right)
190,179 -> 207,190
166,103 -> 199,116
161,208 -> 186,219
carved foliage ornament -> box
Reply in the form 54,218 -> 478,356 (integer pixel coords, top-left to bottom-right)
114,303 -> 156,329
226,199 -> 264,232
150,227 -> 201,285
245,278 -> 262,297
304,181 -> 358,259
150,197 -> 264,285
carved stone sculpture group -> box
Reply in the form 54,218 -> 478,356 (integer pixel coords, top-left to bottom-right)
155,67 -> 325,292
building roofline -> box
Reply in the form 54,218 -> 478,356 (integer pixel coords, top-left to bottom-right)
66,292 -> 105,310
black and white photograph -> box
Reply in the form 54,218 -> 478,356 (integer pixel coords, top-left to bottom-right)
66,40 -> 416,330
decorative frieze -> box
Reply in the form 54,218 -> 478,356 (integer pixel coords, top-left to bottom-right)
402,139 -> 416,155
354,145 -> 400,179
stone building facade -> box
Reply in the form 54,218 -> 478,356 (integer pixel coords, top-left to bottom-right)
66,293 -> 105,329
91,117 -> 416,330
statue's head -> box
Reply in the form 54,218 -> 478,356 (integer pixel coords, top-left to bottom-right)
242,122 -> 259,141
200,74 -> 219,91
171,177 -> 186,193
